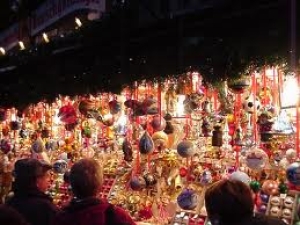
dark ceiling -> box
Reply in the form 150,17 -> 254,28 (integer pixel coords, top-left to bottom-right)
0,0 -> 46,32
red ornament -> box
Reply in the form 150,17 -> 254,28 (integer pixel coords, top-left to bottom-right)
179,167 -> 188,177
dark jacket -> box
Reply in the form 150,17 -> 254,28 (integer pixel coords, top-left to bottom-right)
52,197 -> 136,225
223,214 -> 286,225
6,188 -> 58,225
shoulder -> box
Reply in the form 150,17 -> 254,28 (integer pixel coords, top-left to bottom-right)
108,205 -> 136,225
252,214 -> 286,225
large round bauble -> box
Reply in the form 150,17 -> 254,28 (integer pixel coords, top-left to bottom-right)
262,180 -> 278,195
53,159 -> 68,174
242,94 -> 261,114
58,105 -> 77,124
245,147 -> 268,170
130,176 -> 146,191
177,140 -> 195,158
177,188 -> 198,210
286,161 -> 300,186
229,171 -> 250,183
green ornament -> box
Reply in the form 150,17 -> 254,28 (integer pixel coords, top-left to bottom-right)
82,126 -> 91,138
278,182 -> 288,194
249,180 -> 261,193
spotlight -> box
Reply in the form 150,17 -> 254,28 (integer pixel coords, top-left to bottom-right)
43,33 -> 50,43
0,47 -> 5,55
75,17 -> 82,28
18,41 -> 25,50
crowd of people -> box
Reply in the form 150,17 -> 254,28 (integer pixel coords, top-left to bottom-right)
0,157 -> 287,225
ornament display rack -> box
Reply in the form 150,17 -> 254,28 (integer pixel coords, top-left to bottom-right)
0,68 -> 300,225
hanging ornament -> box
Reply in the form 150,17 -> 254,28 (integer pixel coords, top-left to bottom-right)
163,114 -> 174,134
9,121 -> 21,131
45,139 -> 59,151
242,94 -> 261,114
78,100 -> 95,115
139,131 -> 154,154
286,161 -> 300,186
177,188 -> 198,210
130,175 -> 146,191
122,138 -> 133,162
179,167 -> 188,177
31,137 -> 45,153
109,99 -> 121,115
212,124 -> 223,147
143,173 -> 157,187
228,78 -> 250,94
0,139 -> 11,154
151,115 -> 166,132
177,140 -> 195,158
152,131 -> 168,151
245,147 -> 268,170
53,159 -> 68,174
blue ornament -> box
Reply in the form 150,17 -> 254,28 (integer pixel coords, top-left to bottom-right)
139,132 -> 154,155
177,188 -> 198,210
177,140 -> 195,158
53,160 -> 68,174
130,176 -> 146,191
286,161 -> 300,186
259,193 -> 269,203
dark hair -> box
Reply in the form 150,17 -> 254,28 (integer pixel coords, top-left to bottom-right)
0,204 -> 29,225
13,158 -> 52,191
70,159 -> 103,199
205,179 -> 254,225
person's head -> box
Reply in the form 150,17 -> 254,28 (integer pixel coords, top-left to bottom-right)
13,158 -> 52,193
70,158 -> 103,199
0,204 -> 29,225
205,179 -> 254,225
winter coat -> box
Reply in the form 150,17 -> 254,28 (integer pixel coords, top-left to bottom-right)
220,214 -> 286,225
52,197 -> 136,225
6,188 -> 58,225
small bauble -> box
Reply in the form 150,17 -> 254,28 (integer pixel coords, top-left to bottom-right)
143,173 -> 157,186
179,167 -> 188,177
53,160 -> 68,174
177,188 -> 198,210
258,204 -> 267,214
286,161 -> 300,186
284,196 -> 294,209
31,138 -> 45,153
249,180 -> 261,193
282,208 -> 292,219
151,115 -> 166,131
270,206 -> 280,217
260,193 -> 269,203
45,140 -> 59,151
286,148 -> 297,162
130,176 -> 146,191
262,180 -> 278,195
177,140 -> 195,158
270,196 -> 280,206
0,139 -> 11,154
